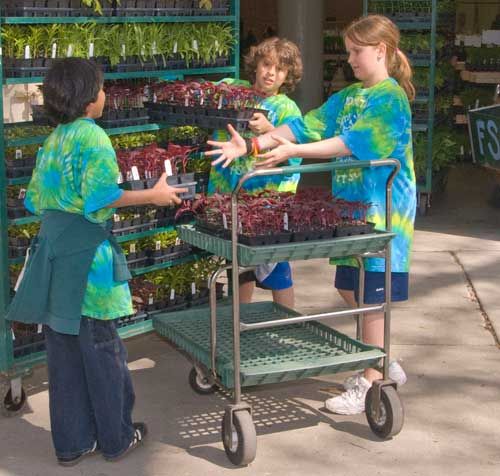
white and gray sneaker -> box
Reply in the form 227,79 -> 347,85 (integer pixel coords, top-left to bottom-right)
325,376 -> 371,415
343,361 -> 407,391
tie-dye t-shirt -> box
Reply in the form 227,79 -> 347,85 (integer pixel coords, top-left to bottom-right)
208,79 -> 302,194
288,78 -> 416,272
24,118 -> 133,319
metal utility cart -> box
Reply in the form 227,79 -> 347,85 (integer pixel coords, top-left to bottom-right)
153,159 -> 403,466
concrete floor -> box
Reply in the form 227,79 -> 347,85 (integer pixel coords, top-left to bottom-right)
1,164 -> 500,476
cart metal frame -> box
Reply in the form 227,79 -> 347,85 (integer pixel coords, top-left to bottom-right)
156,159 -> 402,465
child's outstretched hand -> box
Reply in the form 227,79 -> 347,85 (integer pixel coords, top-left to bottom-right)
150,173 -> 187,206
249,112 -> 273,135
205,124 -> 247,168
255,135 -> 296,168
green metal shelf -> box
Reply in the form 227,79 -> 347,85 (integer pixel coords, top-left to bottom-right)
130,251 -> 209,277
0,0 -> 241,378
6,177 -> 31,185
5,122 -> 169,147
4,66 -> 237,85
8,215 -> 39,226
10,319 -> 154,373
12,349 -> 46,371
117,318 -> 154,339
3,15 -> 235,25
115,225 -> 177,243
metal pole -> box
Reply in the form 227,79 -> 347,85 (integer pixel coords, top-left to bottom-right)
382,163 -> 399,379
232,0 -> 240,79
0,28 -> 14,375
230,191 -> 241,404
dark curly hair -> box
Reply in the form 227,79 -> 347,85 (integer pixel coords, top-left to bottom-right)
244,37 -> 303,94
42,58 -> 104,125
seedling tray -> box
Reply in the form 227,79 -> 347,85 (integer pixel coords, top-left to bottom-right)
153,301 -> 385,388
177,224 -> 395,266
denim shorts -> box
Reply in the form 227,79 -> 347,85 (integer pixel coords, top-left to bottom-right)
334,265 -> 409,304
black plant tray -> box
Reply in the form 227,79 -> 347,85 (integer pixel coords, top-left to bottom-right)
126,255 -> 148,269
335,222 -> 375,237
9,245 -> 29,259
7,207 -> 31,220
6,164 -> 34,179
96,115 -> 149,129
291,228 -> 335,242
116,312 -> 148,328
9,235 -> 31,247
111,220 -> 158,237
13,332 -> 45,358
146,248 -> 191,265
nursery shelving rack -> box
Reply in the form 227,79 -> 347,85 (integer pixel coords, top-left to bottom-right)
363,0 -> 438,215
0,0 -> 240,414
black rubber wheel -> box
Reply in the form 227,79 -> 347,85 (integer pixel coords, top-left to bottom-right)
3,386 -> 27,416
188,367 -> 216,395
365,385 -> 404,439
221,410 -> 257,466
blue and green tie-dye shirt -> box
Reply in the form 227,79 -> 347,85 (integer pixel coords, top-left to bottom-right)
208,79 -> 303,194
289,78 -> 416,272
24,117 -> 133,319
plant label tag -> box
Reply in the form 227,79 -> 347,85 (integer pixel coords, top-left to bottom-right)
218,95 -> 223,109
15,149 -> 22,159
12,330 -> 15,341
283,212 -> 289,231
89,42 -> 94,58
18,188 -> 26,199
170,288 -> 175,300
67,44 -> 73,57
164,159 -> 173,176
175,237 -> 181,246
222,214 -> 228,229
460,145 -> 464,155
24,45 -> 31,60
215,39 -> 219,49
192,40 -> 199,51
173,41 -> 178,54
475,99 -> 479,109
52,43 -> 57,59
152,41 -> 157,55
155,240 -> 161,251
191,282 -> 196,295
37,324 -> 42,333
121,44 -> 126,57
131,166 -> 140,180
141,45 -> 146,57
148,294 -> 154,305
238,221 -> 242,234
130,243 -> 136,253
117,172 -> 124,184
113,213 -> 120,222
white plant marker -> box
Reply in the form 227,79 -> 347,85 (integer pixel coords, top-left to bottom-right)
131,165 -> 140,181
164,159 -> 173,176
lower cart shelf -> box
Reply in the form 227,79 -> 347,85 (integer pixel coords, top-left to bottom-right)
153,301 -> 385,388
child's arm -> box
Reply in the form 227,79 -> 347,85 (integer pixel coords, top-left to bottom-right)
205,123 -> 297,168
108,173 -> 186,208
255,135 -> 351,168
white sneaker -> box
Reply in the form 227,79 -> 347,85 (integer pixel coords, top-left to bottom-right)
343,361 -> 407,391
325,376 -> 371,415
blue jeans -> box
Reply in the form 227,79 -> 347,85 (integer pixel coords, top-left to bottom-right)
44,317 -> 135,459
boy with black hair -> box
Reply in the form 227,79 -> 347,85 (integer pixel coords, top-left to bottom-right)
7,58 -> 186,465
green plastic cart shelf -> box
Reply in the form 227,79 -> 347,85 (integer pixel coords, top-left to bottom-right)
153,301 -> 385,388
177,224 -> 395,266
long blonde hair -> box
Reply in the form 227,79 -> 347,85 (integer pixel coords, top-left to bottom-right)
343,15 -> 415,101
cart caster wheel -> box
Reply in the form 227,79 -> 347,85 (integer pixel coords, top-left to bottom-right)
2,385 -> 27,417
221,410 -> 256,466
188,367 -> 216,395
365,385 -> 404,439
